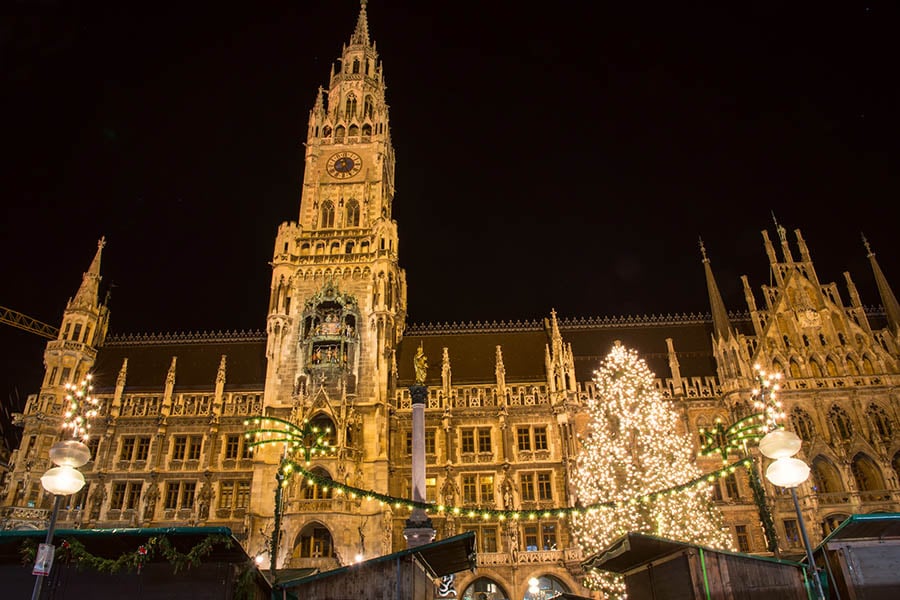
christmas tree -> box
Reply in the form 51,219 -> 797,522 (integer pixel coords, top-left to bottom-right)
572,341 -> 734,597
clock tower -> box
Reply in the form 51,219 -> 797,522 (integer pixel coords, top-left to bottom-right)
253,0 -> 406,566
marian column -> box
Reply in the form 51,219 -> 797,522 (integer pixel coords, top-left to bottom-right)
403,343 -> 436,548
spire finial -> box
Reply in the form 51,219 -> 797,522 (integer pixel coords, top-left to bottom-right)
862,232 -> 873,256
699,236 -> 708,261
771,211 -> 786,242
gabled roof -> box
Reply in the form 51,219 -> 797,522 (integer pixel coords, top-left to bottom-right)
277,531 -> 476,589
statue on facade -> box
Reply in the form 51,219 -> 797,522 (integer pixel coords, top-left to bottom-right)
414,343 -> 428,384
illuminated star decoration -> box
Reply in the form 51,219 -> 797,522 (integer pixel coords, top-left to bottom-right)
63,374 -> 102,441
698,365 -> 786,461
243,416 -> 337,463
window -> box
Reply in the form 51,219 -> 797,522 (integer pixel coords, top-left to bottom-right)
321,200 -> 335,228
464,525 -> 499,553
724,474 -> 740,499
783,519 -> 800,546
521,471 -> 553,502
126,482 -> 142,509
522,522 -> 558,551
172,435 -> 202,460
517,427 -> 531,451
135,437 -> 150,461
735,525 -> 750,552
48,367 -> 58,386
225,435 -> 240,459
461,428 -> 491,454
461,474 -> 493,504
220,480 -> 252,509
120,436 -> 150,461
406,429 -> 436,455
533,426 -> 548,451
461,430 -> 475,454
517,425 -> 548,453
829,405 -> 853,440
187,437 -> 202,460
164,481 -> 196,510
172,436 -> 187,460
478,429 -> 491,453
110,482 -> 127,510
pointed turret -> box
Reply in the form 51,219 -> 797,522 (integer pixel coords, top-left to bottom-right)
700,238 -> 734,341
864,234 -> 900,337
350,0 -> 370,46
70,237 -> 105,310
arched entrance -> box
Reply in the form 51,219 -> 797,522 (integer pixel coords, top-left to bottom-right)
461,576 -> 510,600
524,574 -> 569,599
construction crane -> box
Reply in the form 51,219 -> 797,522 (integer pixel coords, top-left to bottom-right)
0,306 -> 58,340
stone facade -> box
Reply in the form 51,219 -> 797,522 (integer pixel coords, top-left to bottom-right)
2,4 -> 899,600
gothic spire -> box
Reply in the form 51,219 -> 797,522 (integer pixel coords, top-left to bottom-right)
700,237 -> 734,341
70,237 -> 105,310
864,234 -> 900,336
350,0 -> 370,46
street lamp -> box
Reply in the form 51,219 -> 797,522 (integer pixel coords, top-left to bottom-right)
759,429 -> 826,600
31,440 -> 90,600
32,375 -> 98,600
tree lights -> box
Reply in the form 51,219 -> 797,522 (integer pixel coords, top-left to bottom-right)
62,374 -> 101,441
572,342 -> 734,597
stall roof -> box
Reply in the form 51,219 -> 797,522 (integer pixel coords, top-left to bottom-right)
583,532 -> 803,574
816,513 -> 900,548
0,526 -> 250,564
277,531 -> 476,589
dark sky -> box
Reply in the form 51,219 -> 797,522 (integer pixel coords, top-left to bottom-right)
2,1 -> 899,422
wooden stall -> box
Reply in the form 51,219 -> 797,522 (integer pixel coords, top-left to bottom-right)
276,531 -> 477,600
0,526 -> 270,599
814,512 -> 900,600
584,532 -> 809,600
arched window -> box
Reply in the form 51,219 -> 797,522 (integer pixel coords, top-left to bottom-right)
322,125 -> 332,138
862,356 -> 875,374
362,123 -> 372,137
363,95 -> 374,118
802,334 -> 811,348
811,456 -> 845,494
349,124 -> 359,137
334,125 -> 345,142
520,575 -> 569,599
828,405 -> 853,440
461,577 -> 510,600
825,357 -> 838,376
847,358 -> 859,375
302,467 -> 334,500
867,403 -> 893,440
822,513 -> 849,537
810,360 -> 823,378
352,58 -> 360,74
320,201 -> 335,228
346,200 -> 360,226
789,359 -> 802,378
309,413 -> 338,447
345,94 -> 357,118
791,407 -> 816,442
294,521 -> 334,558
851,453 -> 886,495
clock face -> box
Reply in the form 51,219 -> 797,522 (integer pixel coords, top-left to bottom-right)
326,151 -> 362,179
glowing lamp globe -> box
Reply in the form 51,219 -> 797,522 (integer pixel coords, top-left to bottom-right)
48,440 -> 91,468
759,429 -> 802,459
766,457 -> 811,488
41,465 -> 86,495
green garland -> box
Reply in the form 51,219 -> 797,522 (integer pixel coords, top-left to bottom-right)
747,459 -> 779,553
21,534 -> 233,575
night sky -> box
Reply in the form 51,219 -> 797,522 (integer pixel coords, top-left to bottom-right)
2,2 -> 899,425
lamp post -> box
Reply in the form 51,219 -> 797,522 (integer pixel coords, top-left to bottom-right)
32,375 -> 99,599
759,429 -> 826,600
31,440 -> 90,600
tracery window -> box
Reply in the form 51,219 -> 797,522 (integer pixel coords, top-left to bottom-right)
320,200 -> 335,228
345,94 -> 357,118
828,405 -> 853,440
850,453 -> 886,494
811,456 -> 844,494
346,199 -> 360,226
867,403 -> 893,440
791,407 -> 816,442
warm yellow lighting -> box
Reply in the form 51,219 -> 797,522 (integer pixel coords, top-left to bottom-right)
41,466 -> 86,495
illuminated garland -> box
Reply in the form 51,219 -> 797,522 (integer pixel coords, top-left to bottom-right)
20,534 -> 233,574
282,457 -> 753,521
